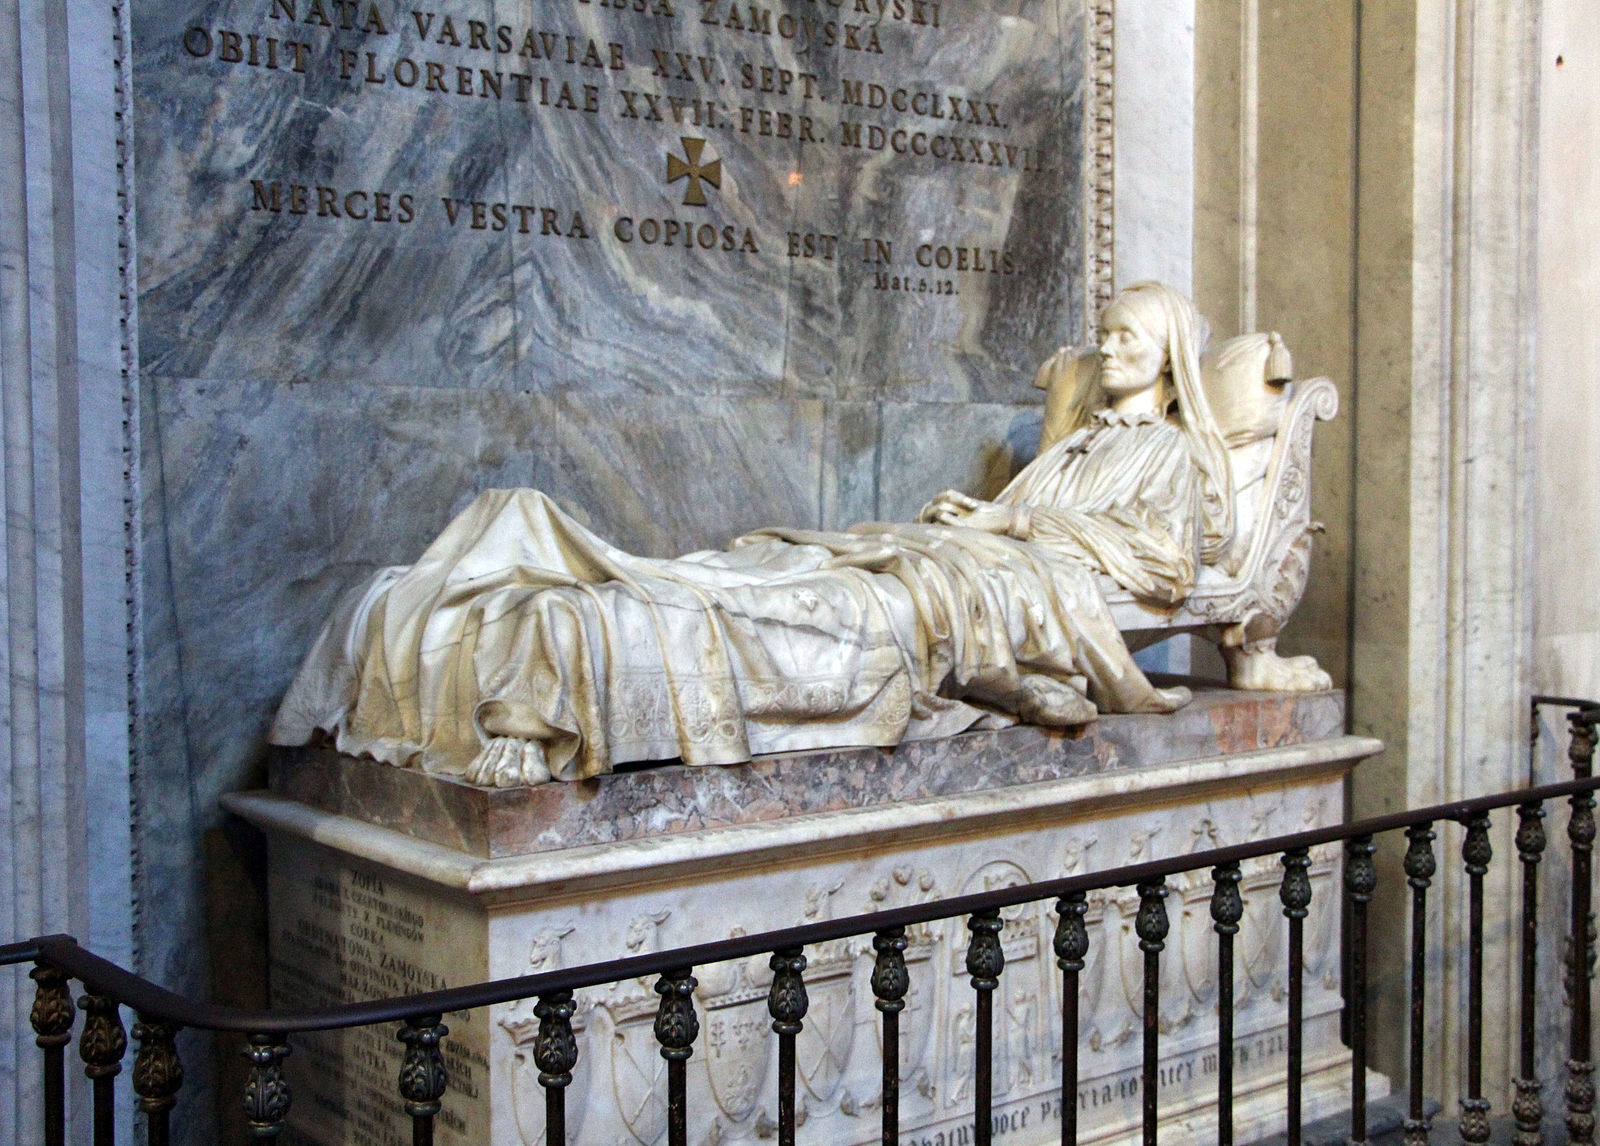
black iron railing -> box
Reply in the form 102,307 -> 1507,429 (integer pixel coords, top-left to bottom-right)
5,699 -> 1600,1146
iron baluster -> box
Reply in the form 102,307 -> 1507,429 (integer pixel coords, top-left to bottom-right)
1458,812 -> 1492,1146
1279,848 -> 1312,1146
131,1017 -> 183,1146
768,949 -> 809,1146
242,1033 -> 292,1139
1513,801 -> 1546,1146
397,1014 -> 449,1146
967,908 -> 1005,1146
29,962 -> 75,1146
1210,863 -> 1243,1146
534,991 -> 578,1146
1135,880 -> 1169,1146
1570,715 -> 1597,1146
1055,892 -> 1090,1146
872,927 -> 910,1146
1403,823 -> 1436,1146
1344,835 -> 1377,1146
78,993 -> 127,1146
654,968 -> 699,1146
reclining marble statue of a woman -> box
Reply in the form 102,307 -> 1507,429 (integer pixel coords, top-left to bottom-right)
270,281 -> 1323,788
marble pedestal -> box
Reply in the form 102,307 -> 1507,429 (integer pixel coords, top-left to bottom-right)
224,687 -> 1385,1146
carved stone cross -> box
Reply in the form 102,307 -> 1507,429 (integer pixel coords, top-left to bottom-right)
667,137 -> 721,207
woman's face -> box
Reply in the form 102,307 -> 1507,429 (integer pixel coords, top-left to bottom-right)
1097,300 -> 1167,399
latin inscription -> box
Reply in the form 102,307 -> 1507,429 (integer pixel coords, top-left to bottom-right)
899,1030 -> 1298,1146
172,0 -> 1045,282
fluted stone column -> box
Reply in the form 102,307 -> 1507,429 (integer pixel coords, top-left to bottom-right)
0,0 -> 135,1141
1407,0 -> 1541,1110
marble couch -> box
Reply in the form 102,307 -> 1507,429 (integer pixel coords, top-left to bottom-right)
1036,334 -> 1338,691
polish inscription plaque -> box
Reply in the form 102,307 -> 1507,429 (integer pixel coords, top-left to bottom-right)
270,836 -> 490,1146
133,0 -> 1085,395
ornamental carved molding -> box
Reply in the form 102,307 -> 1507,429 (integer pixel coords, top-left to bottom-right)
1085,0 -> 1116,325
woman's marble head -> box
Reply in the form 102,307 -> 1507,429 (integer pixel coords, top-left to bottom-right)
1097,295 -> 1169,404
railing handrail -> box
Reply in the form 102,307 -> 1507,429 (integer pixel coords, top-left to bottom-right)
1533,694 -> 1600,715
6,769 -> 1600,1035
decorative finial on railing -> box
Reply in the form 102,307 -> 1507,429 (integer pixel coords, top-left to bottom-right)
872,927 -> 910,1142
1402,824 -> 1435,1146
1279,848 -> 1312,918
767,949 -> 808,1035
242,1034 -> 292,1138
30,962 -> 76,1146
534,990 -> 578,1143
1462,811 -> 1493,878
79,995 -> 127,1079
132,1016 -> 184,1146
1343,837 -> 1376,1146
871,928 -> 909,1015
654,969 -> 699,1146
1345,836 -> 1377,904
1134,880 -> 1169,953
1514,802 -> 1547,1146
1404,823 -> 1436,889
1209,864 -> 1243,935
1569,715 -> 1597,1146
1055,891 -> 1090,969
79,992 -> 128,1142
397,1014 -> 449,1143
653,969 -> 699,1061
1053,892 -> 1090,1146
534,991 -> 579,1090
768,949 -> 808,1146
29,964 -> 75,1049
965,909 -> 1005,989
965,909 -> 1005,1146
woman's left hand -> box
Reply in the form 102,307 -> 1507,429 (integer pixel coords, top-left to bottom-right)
929,495 -> 1016,535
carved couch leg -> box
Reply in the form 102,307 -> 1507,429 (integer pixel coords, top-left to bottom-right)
1221,638 -> 1333,692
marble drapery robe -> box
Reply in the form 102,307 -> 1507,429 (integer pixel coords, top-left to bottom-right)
270,411 -> 1204,786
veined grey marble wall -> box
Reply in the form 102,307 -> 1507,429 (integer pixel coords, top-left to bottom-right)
126,0 -> 1089,1095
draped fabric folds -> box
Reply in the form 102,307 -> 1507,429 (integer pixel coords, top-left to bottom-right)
271,280 -> 1228,788
271,413 -> 1196,785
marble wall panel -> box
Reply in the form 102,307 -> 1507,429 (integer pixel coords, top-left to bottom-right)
550,391 -> 826,555
873,399 -> 1042,522
822,400 -> 882,527
784,0 -> 1087,403
142,378 -> 563,801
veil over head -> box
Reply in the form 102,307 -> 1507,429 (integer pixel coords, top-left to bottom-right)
1043,281 -> 1235,564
